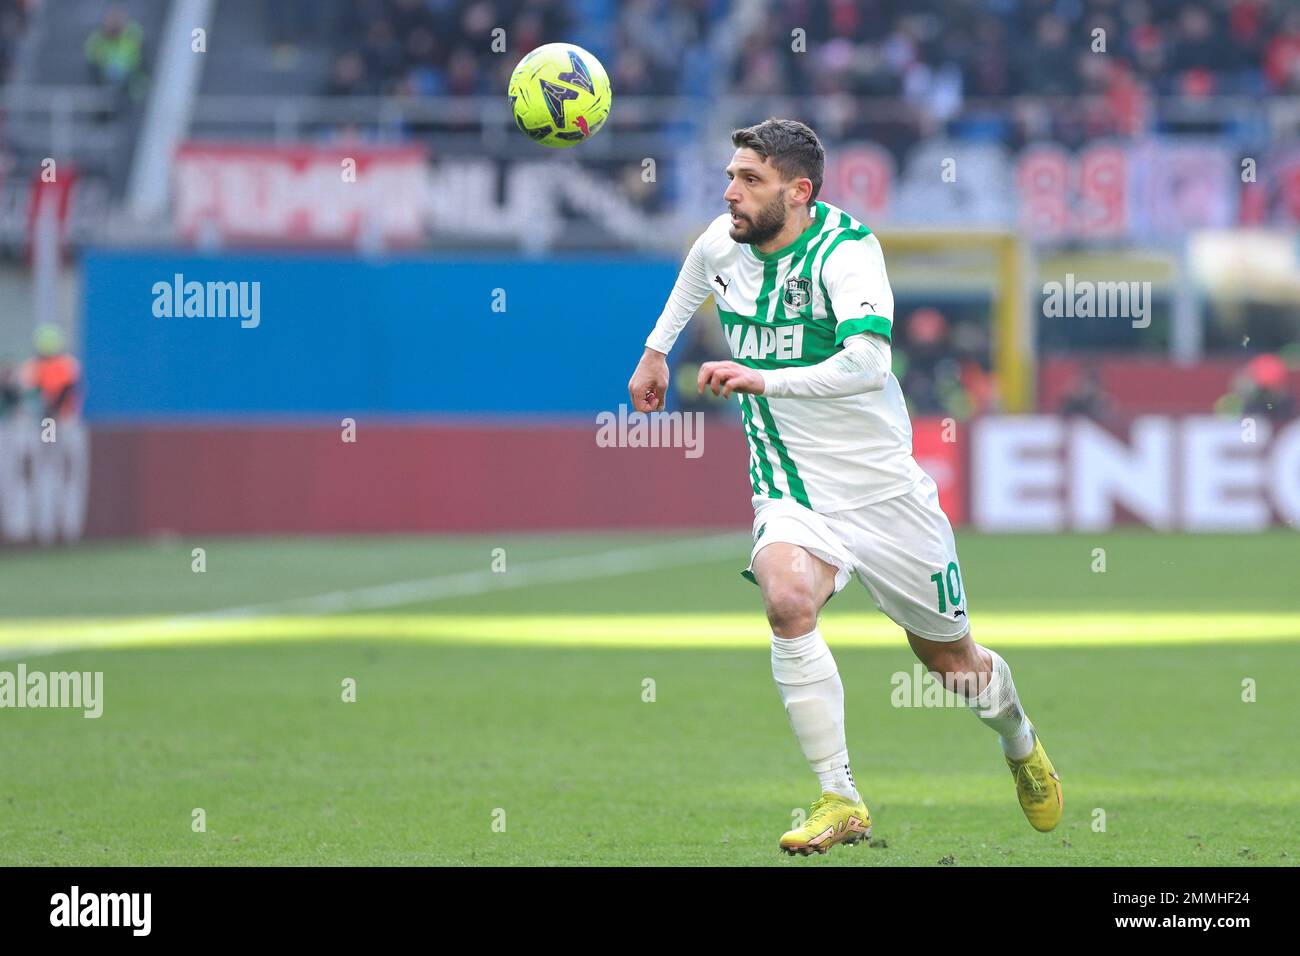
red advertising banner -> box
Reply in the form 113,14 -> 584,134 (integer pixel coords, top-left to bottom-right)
912,416 -> 965,525
75,420 -> 965,540
21,416 -> 1299,542
81,422 -> 756,538
1041,356 -> 1300,415
26,163 -> 78,257
173,142 -> 428,247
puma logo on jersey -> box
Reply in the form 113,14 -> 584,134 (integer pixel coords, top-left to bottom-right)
713,274 -> 730,294
725,323 -> 805,361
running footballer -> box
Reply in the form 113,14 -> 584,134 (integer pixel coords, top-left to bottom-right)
627,118 -> 1062,855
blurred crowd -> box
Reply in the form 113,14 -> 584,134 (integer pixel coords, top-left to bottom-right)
742,0 -> 1300,98
325,0 -> 718,98
735,0 -> 1300,146
315,1 -> 1300,122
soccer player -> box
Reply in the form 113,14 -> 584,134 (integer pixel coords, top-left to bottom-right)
628,118 -> 1062,855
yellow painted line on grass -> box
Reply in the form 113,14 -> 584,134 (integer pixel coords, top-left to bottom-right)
0,612 -> 1297,655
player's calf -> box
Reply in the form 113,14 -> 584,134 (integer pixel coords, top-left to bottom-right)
907,629 -> 988,695
908,631 -> 1035,758
907,630 -> 1062,830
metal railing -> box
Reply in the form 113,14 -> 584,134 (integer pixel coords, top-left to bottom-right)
1,84 -> 125,160
5,85 -> 1297,163
179,92 -> 1300,155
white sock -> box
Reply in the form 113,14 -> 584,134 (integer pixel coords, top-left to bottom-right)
968,647 -> 1035,760
771,628 -> 861,803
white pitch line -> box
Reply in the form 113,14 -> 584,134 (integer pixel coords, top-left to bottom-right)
0,532 -> 750,660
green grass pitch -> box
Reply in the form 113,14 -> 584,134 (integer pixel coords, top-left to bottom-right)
0,530 -> 1296,866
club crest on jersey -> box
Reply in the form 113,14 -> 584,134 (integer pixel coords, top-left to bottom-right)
783,276 -> 812,309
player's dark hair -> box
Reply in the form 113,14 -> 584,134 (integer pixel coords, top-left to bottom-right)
730,118 -> 825,208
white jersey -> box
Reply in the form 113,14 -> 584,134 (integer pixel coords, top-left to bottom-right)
646,199 -> 925,512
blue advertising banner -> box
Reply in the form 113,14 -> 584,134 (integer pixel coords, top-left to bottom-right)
81,252 -> 683,419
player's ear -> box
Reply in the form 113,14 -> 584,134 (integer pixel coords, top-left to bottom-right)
788,176 -> 813,208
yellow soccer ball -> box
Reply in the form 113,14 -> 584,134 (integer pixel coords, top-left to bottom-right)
507,42 -> 611,148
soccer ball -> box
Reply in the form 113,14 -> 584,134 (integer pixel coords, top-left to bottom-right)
507,43 -> 611,148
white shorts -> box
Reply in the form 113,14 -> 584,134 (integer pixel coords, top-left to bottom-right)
741,473 -> 970,642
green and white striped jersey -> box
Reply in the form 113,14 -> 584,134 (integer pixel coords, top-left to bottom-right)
647,199 -> 925,513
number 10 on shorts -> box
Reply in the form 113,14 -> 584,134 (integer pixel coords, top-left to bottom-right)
929,562 -> 963,613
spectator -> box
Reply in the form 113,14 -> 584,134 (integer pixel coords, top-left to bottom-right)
361,18 -> 404,93
1167,5 -> 1230,96
0,355 -> 20,419
1215,353 -> 1296,422
1264,10 -> 1300,93
1058,364 -> 1114,422
1016,14 -> 1076,98
21,325 -> 82,421
0,0 -> 29,84
84,6 -> 146,101
327,51 -> 366,97
898,306 -> 951,415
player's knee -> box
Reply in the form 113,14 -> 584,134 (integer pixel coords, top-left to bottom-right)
764,585 -> 818,637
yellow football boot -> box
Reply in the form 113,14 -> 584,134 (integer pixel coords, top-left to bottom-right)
1005,725 -> 1063,832
779,792 -> 872,856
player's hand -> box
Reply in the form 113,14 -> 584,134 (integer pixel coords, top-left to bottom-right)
628,348 -> 669,412
698,360 -> 765,398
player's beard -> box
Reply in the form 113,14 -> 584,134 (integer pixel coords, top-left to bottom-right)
729,193 -> 786,246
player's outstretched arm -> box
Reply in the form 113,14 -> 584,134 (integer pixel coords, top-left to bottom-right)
636,233 -> 713,411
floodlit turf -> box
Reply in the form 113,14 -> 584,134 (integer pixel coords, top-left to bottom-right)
0,531 -> 1296,865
